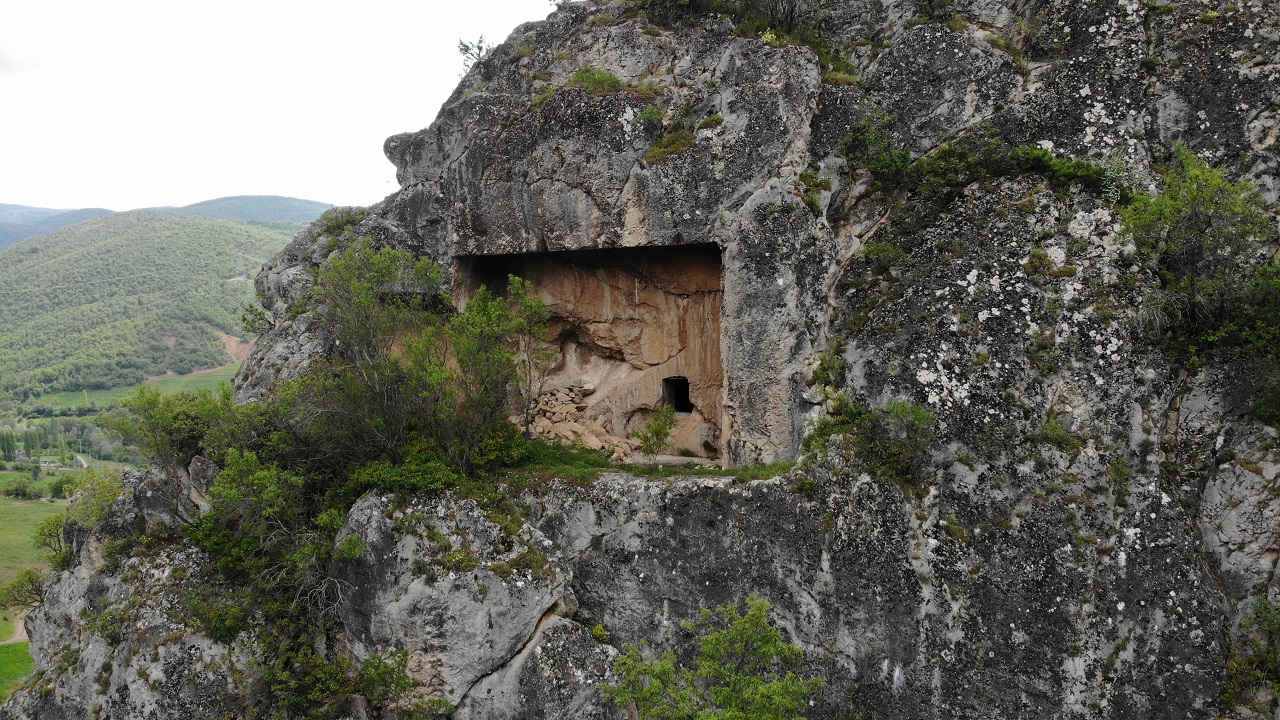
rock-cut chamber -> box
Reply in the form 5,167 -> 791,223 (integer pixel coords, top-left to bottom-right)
456,244 -> 724,459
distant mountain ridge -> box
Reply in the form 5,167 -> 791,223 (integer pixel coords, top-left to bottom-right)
0,195 -> 330,249
0,208 -> 115,249
154,195 -> 332,223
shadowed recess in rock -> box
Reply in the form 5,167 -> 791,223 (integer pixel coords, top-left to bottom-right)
457,243 -> 724,458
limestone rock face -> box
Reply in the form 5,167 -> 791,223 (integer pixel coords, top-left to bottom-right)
14,0 -> 1280,717
1,471 -> 249,720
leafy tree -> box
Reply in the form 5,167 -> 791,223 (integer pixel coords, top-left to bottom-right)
507,276 -> 560,439
282,240 -> 445,467
605,593 -> 825,719
103,385 -> 233,521
0,429 -> 15,461
63,467 -> 127,530
33,512 -> 69,569
107,386 -> 227,476
1124,143 -> 1275,333
458,36 -> 491,73
405,285 -> 526,473
240,302 -> 274,336
632,404 -> 677,466
0,568 -> 46,607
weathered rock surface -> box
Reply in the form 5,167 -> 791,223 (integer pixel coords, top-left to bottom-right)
11,0 -> 1280,717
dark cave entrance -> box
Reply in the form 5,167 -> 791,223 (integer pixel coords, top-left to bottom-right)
663,376 -> 694,413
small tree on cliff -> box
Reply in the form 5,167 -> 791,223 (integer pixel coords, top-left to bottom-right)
506,275 -> 560,438
632,405 -> 677,466
605,594 -> 826,719
1124,143 -> 1274,334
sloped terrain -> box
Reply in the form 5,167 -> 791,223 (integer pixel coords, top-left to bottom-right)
5,0 -> 1279,718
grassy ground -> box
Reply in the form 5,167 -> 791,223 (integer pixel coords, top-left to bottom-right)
504,440 -> 795,488
0,495 -> 66,587
0,612 -> 11,643
31,361 -> 241,410
0,643 -> 33,701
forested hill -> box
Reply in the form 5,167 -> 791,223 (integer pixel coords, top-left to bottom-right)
160,195 -> 332,224
0,211 -> 292,398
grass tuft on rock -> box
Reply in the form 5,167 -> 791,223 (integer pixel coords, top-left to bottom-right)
644,130 -> 695,163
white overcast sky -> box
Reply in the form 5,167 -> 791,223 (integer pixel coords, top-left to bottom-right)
0,0 -> 551,211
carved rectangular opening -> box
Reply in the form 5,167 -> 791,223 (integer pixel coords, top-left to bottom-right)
663,376 -> 694,413
456,244 -> 724,460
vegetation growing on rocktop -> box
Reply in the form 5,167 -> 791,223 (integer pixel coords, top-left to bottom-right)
567,67 -> 624,94
1222,596 -> 1280,714
804,397 -> 935,491
88,239 -> 577,716
605,593 -> 825,719
1123,144 -> 1280,417
841,112 -> 1113,202
634,0 -> 855,75
645,130 -> 695,163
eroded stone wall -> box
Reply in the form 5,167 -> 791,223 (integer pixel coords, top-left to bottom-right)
458,244 -> 724,458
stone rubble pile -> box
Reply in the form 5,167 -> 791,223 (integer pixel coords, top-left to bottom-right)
516,384 -> 639,461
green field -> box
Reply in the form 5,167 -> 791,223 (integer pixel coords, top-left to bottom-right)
32,361 -> 241,410
0,642 -> 33,701
0,495 -> 67,587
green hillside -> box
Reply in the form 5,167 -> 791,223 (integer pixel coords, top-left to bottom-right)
0,212 -> 291,399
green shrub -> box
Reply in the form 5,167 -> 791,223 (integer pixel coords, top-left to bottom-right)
1124,145 -> 1279,416
513,44 -> 535,59
1107,457 -> 1132,507
510,546 -> 551,580
796,170 -> 832,216
1036,416 -> 1082,454
630,80 -> 665,101
439,549 -> 479,573
644,130 -> 695,163
1222,597 -> 1280,712
317,207 -> 367,239
632,405 -> 677,464
567,68 -> 623,94
863,240 -> 906,272
697,114 -> 724,129
638,104 -> 664,123
804,398 -> 935,491
841,107 -> 911,189
531,86 -> 559,110
604,594 -> 825,718
2,477 -> 35,499
808,338 -> 848,389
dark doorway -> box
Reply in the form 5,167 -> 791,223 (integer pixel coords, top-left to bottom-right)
663,377 -> 694,413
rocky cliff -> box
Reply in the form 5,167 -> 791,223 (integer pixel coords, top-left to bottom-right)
7,0 -> 1280,717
